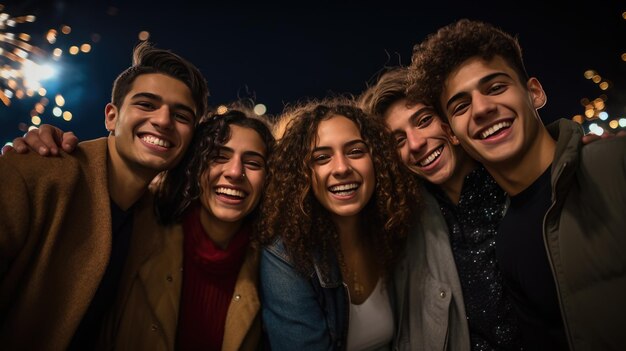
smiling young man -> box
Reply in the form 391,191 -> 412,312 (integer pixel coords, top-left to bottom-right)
0,42 -> 208,350
408,19 -> 626,350
360,67 -> 521,351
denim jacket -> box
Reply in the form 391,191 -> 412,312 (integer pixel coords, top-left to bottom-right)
259,238 -> 349,350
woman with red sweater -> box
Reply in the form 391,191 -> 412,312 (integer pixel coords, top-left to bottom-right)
100,107 -> 275,350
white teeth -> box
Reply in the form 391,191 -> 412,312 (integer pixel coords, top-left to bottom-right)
419,146 -> 443,167
329,183 -> 359,195
215,187 -> 245,198
480,121 -> 512,139
142,135 -> 171,148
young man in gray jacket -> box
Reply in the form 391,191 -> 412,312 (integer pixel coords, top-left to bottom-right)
360,66 -> 522,350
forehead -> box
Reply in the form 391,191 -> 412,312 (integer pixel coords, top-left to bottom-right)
314,115 -> 362,146
447,56 -> 514,86
127,73 -> 195,107
223,124 -> 267,155
384,99 -> 423,129
443,56 -> 517,105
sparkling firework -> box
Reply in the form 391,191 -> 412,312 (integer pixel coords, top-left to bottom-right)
1,3 -> 93,133
0,6 -> 47,107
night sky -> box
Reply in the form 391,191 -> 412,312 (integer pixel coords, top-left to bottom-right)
1,1 -> 625,144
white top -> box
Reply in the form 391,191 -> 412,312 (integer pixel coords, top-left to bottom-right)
346,279 -> 394,351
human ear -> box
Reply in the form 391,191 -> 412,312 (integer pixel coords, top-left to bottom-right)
527,77 -> 547,109
104,103 -> 118,135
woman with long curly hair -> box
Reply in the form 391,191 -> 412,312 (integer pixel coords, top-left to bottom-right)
258,97 -> 420,350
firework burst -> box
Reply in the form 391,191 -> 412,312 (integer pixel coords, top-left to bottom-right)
1,3 -> 94,134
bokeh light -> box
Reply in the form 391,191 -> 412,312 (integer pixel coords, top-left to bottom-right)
254,103 -> 267,115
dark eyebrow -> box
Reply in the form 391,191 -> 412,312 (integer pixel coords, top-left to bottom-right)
311,139 -> 367,153
408,106 -> 435,125
218,146 -> 266,161
445,72 -> 513,111
130,92 -> 196,117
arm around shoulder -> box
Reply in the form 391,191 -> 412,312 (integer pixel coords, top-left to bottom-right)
581,135 -> 626,171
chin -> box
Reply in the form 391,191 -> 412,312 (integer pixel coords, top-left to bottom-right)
333,206 -> 365,218
224,215 -> 247,223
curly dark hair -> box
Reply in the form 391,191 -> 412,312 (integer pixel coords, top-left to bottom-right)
407,19 -> 528,121
154,105 -> 275,228
257,96 -> 420,278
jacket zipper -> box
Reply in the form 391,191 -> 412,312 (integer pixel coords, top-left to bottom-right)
542,162 -> 575,350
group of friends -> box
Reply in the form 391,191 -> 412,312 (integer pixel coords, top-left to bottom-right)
1,18 -> 625,351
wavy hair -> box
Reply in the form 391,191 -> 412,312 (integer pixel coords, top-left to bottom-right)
111,41 -> 209,123
154,106 -> 275,229
358,66 -> 417,118
257,96 -> 420,277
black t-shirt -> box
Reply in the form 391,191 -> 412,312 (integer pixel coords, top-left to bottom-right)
496,167 -> 568,350
68,199 -> 134,350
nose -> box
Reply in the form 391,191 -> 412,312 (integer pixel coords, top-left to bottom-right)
224,157 -> 245,181
406,129 -> 426,153
332,154 -> 353,178
151,105 -> 174,130
471,91 -> 497,121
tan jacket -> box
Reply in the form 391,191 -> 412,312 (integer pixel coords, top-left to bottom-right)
98,199 -> 261,351
0,138 -> 117,350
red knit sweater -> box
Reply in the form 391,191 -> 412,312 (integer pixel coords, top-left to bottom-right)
176,205 -> 249,351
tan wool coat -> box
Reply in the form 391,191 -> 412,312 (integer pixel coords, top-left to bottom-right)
0,138 -> 120,350
0,137 -> 261,350
97,200 -> 262,351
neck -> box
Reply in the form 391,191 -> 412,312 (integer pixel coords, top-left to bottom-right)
199,209 -> 242,250
107,136 -> 156,210
485,127 -> 555,196
333,214 -> 362,253
440,150 -> 479,204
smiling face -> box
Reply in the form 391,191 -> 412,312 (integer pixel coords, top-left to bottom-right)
105,73 -> 197,177
384,97 -> 466,186
198,124 -> 267,226
310,115 -> 375,220
441,56 -> 547,167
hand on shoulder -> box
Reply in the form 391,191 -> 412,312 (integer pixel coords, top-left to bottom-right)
3,124 -> 79,156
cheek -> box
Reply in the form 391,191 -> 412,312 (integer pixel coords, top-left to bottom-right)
399,147 -> 410,164
180,128 -> 195,146
363,159 -> 376,193
449,121 -> 460,135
